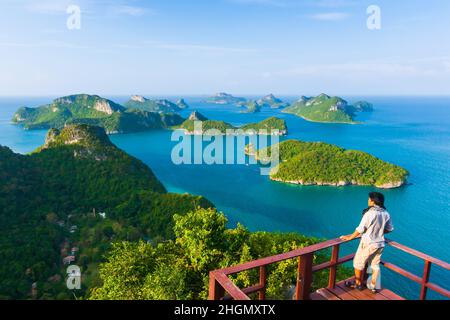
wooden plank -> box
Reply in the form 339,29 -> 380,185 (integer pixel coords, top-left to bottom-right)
219,237 -> 355,275
386,239 -> 450,271
213,272 -> 251,300
310,292 -> 328,300
312,253 -> 355,272
336,282 -> 388,301
381,261 -> 422,284
426,282 -> 450,299
295,253 -> 313,300
377,289 -> 405,300
328,245 -> 340,288
315,288 -> 341,300
420,261 -> 431,300
327,284 -> 358,300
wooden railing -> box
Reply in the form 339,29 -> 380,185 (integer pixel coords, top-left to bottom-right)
208,237 -> 450,300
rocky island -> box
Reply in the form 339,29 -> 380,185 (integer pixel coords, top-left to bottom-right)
248,139 -> 408,188
175,111 -> 287,135
257,94 -> 289,109
282,94 -> 373,124
238,100 -> 262,113
206,92 -> 247,105
12,94 -> 185,134
125,95 -> 189,113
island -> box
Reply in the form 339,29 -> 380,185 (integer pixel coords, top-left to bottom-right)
12,94 -> 185,134
175,111 -> 287,135
125,95 -> 188,113
206,92 -> 247,105
248,139 -> 408,188
238,100 -> 262,113
257,94 -> 289,109
282,94 -> 373,124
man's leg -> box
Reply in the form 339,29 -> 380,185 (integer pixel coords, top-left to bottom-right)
355,268 -> 363,286
367,248 -> 384,289
353,243 -> 369,287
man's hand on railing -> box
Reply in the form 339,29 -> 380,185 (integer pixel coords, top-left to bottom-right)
340,230 -> 361,242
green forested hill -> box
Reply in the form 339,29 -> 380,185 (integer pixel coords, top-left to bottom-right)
12,94 -> 184,134
282,94 -> 373,123
252,140 -> 408,188
176,112 -> 287,135
0,124 -> 212,299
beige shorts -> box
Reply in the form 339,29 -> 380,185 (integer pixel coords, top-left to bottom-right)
353,242 -> 384,271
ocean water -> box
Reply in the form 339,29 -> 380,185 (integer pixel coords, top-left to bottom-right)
0,96 -> 449,300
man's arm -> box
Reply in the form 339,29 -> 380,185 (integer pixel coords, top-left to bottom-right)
384,215 -> 394,234
340,230 -> 361,242
340,212 -> 367,241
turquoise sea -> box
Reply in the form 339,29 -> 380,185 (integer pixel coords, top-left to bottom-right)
0,96 -> 449,300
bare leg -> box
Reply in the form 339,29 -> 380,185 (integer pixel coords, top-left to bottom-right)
371,268 -> 379,287
355,269 -> 363,286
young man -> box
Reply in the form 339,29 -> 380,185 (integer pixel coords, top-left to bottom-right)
340,192 -> 394,293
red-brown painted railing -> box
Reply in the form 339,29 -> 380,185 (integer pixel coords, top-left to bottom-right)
209,238 -> 450,300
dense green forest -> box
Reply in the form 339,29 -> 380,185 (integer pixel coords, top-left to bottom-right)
282,94 -> 373,123
90,207 -> 351,300
0,124 -> 211,299
12,94 -> 185,134
253,140 -> 408,188
177,112 -> 287,135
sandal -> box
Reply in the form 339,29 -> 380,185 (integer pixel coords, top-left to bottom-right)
344,280 -> 364,291
366,282 -> 378,294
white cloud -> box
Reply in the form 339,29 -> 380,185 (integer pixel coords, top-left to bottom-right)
310,12 -> 350,21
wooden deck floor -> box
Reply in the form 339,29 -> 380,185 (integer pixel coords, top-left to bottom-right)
311,279 -> 405,301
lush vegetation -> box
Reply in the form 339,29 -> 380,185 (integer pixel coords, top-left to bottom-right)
90,207 -> 351,300
241,116 -> 287,134
0,124 -> 212,299
12,94 -> 184,134
254,140 -> 408,188
176,112 -> 287,135
282,94 -> 373,124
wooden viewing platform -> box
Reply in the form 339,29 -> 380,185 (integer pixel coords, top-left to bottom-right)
209,237 -> 450,301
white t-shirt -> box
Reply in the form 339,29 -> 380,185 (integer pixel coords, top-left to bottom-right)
356,206 -> 394,248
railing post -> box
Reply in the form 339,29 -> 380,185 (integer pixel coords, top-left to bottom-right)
208,271 -> 225,300
259,266 -> 266,300
295,253 -> 313,300
328,244 -> 340,289
420,261 -> 431,300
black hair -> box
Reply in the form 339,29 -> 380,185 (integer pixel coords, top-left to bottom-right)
362,192 -> 386,215
369,192 -> 386,209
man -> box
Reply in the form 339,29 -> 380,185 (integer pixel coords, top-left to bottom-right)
340,192 -> 394,293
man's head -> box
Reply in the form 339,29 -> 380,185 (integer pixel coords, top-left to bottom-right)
368,192 -> 385,208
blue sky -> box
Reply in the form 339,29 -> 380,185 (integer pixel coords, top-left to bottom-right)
0,0 -> 449,96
